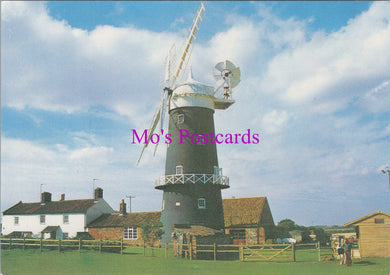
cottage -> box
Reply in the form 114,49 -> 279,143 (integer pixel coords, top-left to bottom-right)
87,200 -> 161,246
2,188 -> 114,239
345,210 -> 390,257
223,197 -> 275,245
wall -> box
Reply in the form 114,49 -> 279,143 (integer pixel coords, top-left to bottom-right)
2,214 -> 85,238
88,227 -> 158,246
85,199 -> 114,225
358,214 -> 390,257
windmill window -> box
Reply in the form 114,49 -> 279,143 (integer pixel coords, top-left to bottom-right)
177,114 -> 184,124
175,202 -> 181,207
176,165 -> 183,175
198,198 -> 206,209
14,217 -> 19,225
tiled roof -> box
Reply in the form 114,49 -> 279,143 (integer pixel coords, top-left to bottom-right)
223,197 -> 274,228
88,211 -> 161,228
42,226 -> 60,233
3,199 -> 98,215
344,210 -> 390,226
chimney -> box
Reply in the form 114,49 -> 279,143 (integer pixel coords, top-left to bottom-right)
94,187 -> 103,201
60,194 -> 65,201
119,199 -> 127,215
41,192 -> 52,204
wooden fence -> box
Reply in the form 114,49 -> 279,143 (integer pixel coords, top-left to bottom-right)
1,238 -> 332,262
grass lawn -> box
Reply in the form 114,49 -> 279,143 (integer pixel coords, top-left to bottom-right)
1,248 -> 389,275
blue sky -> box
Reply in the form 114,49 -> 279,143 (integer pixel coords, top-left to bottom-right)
2,1 -> 389,226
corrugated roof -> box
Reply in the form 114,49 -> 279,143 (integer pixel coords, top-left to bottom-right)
344,210 -> 390,226
3,199 -> 97,215
88,211 -> 161,228
222,197 -> 274,228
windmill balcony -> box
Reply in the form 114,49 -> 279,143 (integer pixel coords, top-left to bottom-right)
155,174 -> 229,189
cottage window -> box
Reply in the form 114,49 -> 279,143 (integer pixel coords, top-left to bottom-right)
63,233 -> 69,239
375,218 -> 384,224
14,217 -> 19,225
63,215 -> 69,224
177,114 -> 184,124
123,227 -> 138,240
198,198 -> 206,209
40,215 -> 46,224
176,165 -> 183,175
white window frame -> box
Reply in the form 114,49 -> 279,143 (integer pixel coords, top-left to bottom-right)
63,215 -> 69,224
177,114 -> 184,124
176,165 -> 183,175
198,198 -> 206,209
40,215 -> 45,224
14,216 -> 19,225
63,232 -> 69,239
123,227 -> 138,240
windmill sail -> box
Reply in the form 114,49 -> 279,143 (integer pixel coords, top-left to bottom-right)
136,2 -> 206,165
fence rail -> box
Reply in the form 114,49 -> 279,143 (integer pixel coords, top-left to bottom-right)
1,238 -> 332,262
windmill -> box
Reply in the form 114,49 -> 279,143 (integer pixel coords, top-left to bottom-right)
137,3 -> 241,243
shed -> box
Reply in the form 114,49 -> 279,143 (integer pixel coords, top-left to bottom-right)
223,197 -> 275,244
41,226 -> 62,240
345,210 -> 390,257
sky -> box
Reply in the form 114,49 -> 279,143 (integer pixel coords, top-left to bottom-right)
1,1 -> 389,226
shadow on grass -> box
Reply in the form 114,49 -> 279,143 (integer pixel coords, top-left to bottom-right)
353,260 -> 376,265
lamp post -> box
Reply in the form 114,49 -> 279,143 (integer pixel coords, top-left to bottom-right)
126,195 -> 136,213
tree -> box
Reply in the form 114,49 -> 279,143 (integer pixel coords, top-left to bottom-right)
140,221 -> 163,256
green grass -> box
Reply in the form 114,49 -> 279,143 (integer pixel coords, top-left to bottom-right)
1,248 -> 389,275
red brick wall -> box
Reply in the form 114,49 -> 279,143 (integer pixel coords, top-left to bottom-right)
88,227 -> 160,246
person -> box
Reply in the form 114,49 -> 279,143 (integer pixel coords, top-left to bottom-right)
343,239 -> 353,266
337,240 -> 345,265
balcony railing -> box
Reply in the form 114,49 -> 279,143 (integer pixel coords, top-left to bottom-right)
155,174 -> 229,189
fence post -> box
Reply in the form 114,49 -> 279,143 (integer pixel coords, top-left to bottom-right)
318,241 -> 321,262
143,241 -> 145,256
189,241 -> 192,260
121,239 -> 123,255
292,243 -> 296,262
9,237 -> 12,250
23,237 -> 26,250
40,237 -> 43,252
79,238 -> 81,254
239,245 -> 244,261
99,240 -> 102,254
214,243 -> 217,261
58,239 -> 61,253
165,242 -> 168,259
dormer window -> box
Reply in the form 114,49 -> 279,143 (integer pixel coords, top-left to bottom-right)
176,165 -> 183,175
177,114 -> 184,124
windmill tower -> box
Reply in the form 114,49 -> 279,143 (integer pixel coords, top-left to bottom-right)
137,3 -> 241,243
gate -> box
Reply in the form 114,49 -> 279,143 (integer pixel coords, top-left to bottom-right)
241,244 -> 293,262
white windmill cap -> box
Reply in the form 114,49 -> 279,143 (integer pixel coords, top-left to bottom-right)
170,69 -> 215,111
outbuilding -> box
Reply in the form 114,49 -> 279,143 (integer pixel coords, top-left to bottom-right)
345,210 -> 390,257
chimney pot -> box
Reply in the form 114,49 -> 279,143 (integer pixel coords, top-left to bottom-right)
60,194 -> 65,201
41,192 -> 52,204
94,188 -> 103,200
119,199 -> 127,215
